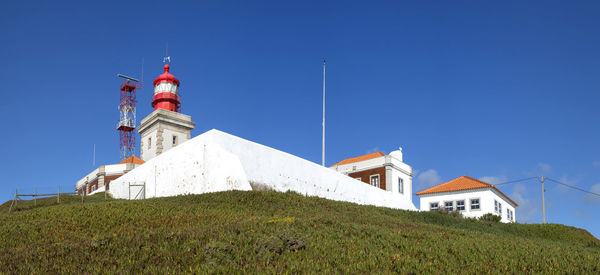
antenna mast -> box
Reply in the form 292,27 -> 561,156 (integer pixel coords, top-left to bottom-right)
117,74 -> 141,160
322,59 -> 326,166
163,43 -> 171,64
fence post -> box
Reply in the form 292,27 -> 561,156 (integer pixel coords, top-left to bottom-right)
34,187 -> 36,206
15,189 -> 17,208
57,186 -> 60,204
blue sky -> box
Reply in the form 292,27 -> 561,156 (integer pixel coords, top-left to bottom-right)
1,1 -> 599,237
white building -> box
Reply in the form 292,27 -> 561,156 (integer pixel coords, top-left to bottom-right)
416,176 -> 517,223
75,156 -> 145,195
329,149 -> 413,205
108,129 -> 417,210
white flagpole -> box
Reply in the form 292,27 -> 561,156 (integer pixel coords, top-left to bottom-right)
322,59 -> 326,166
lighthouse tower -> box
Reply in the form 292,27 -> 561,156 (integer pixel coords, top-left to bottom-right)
138,64 -> 195,161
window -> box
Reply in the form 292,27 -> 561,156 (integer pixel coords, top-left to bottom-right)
507,209 -> 512,221
498,203 -> 502,216
148,137 -> 152,149
494,200 -> 498,213
445,201 -> 453,211
430,202 -> 439,211
370,175 -> 380,188
456,200 -> 465,211
398,178 -> 404,194
172,135 -> 178,146
471,199 -> 480,210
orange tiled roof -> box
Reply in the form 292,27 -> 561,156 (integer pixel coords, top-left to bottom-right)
416,175 -> 518,206
330,152 -> 385,167
119,155 -> 145,165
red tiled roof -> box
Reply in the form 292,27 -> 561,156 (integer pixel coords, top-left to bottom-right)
416,175 -> 518,206
119,155 -> 145,165
330,152 -> 385,167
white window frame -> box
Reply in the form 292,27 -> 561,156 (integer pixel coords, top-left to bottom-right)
444,201 -> 454,211
369,174 -> 380,188
498,202 -> 502,216
398,177 -> 404,194
456,200 -> 465,211
430,202 -> 439,211
507,209 -> 511,221
470,198 -> 480,211
148,137 -> 152,149
172,135 -> 178,146
494,200 -> 498,213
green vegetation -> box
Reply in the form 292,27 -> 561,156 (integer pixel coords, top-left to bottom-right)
1,191 -> 598,273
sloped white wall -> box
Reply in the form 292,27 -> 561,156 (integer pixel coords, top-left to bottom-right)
109,142 -> 251,199
109,129 -> 416,210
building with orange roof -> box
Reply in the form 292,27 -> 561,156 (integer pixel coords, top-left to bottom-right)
416,175 -> 517,223
75,156 -> 145,196
330,147 -> 414,206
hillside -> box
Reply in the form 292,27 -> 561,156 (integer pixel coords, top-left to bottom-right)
1,191 -> 599,273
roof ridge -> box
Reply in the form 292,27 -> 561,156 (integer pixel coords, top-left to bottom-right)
330,151 -> 385,167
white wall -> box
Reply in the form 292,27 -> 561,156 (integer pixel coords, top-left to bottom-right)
141,129 -> 158,161
418,188 -> 517,223
109,129 -> 417,210
110,141 -> 252,199
161,128 -> 188,154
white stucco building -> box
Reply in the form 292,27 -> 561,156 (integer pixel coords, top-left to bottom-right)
329,149 -> 413,205
108,129 -> 417,210
75,156 -> 145,195
416,176 -> 517,223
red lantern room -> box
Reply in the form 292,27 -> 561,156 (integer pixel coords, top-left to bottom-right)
152,64 -> 181,112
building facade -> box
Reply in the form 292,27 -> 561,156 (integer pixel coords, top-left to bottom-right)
416,176 -> 518,223
75,156 -> 144,195
329,148 -> 413,205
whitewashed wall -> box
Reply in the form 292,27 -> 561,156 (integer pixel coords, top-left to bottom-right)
109,142 -> 252,199
418,188 -> 517,223
109,129 -> 417,210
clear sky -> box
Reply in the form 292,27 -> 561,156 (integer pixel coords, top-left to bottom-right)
1,1 -> 599,237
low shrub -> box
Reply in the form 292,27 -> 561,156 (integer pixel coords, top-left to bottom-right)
479,213 -> 502,222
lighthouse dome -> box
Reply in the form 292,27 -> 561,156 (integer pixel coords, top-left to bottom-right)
153,64 -> 180,86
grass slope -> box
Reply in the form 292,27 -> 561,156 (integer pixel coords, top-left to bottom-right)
1,191 -> 599,273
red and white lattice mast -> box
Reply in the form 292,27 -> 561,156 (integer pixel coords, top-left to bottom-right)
117,74 -> 142,160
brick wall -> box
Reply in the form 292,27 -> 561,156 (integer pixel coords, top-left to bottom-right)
348,167 -> 386,190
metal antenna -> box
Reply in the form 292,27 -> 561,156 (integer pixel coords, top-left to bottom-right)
141,57 -> 144,88
322,58 -> 326,166
163,42 -> 171,63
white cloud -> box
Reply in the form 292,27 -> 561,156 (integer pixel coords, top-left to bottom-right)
511,183 -> 541,223
583,184 -> 600,205
415,169 -> 442,190
538,163 -> 552,174
479,176 -> 507,185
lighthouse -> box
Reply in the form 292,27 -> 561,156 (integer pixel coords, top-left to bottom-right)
152,64 -> 181,112
138,63 -> 195,161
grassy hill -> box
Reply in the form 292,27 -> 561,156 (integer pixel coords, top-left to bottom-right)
1,191 -> 598,273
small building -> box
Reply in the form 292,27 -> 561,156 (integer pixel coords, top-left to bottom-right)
329,148 -> 413,205
416,176 -> 518,223
75,156 -> 145,195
